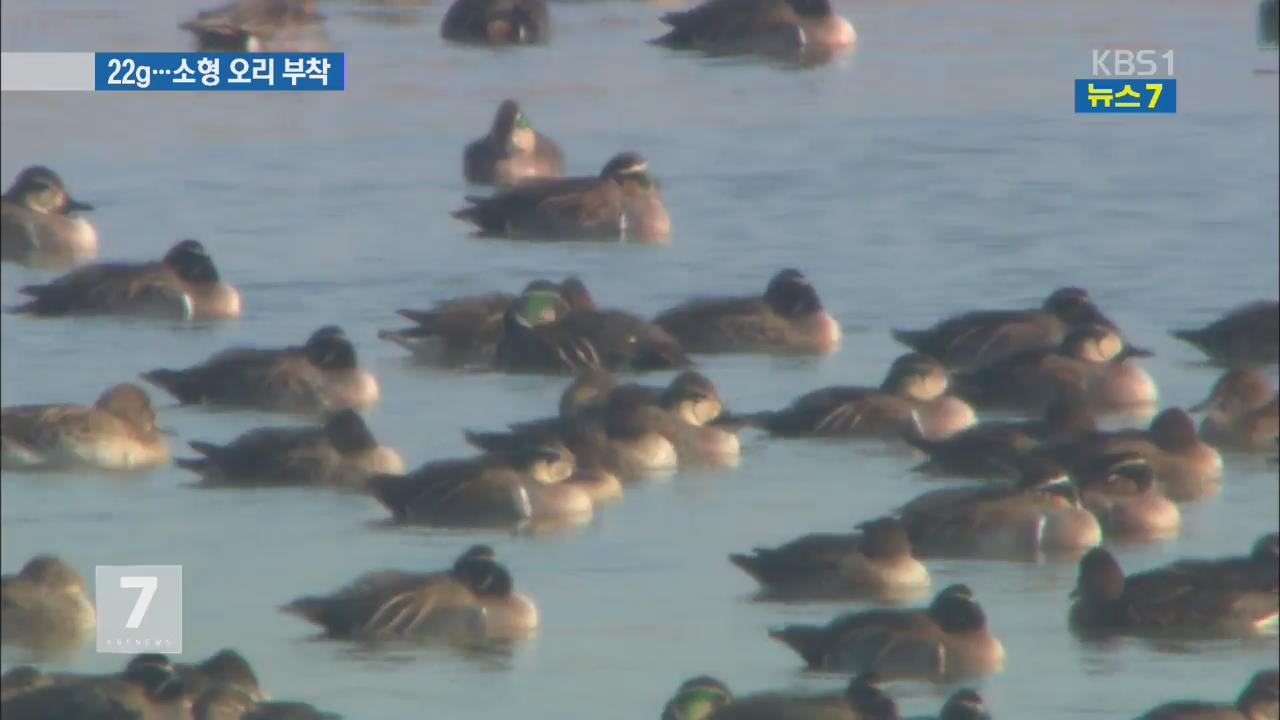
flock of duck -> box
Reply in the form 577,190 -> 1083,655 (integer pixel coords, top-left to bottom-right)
2,0 -> 1280,718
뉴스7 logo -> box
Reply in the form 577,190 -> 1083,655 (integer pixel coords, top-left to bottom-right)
120,576 -> 158,629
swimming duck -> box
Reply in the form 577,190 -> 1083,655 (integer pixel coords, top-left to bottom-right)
466,379 -> 680,480
496,291 -> 690,374
652,0 -> 856,63
441,0 -> 549,44
741,353 -> 974,441
452,152 -> 670,242
652,269 -> 842,356
10,239 -> 241,321
180,0 -> 331,52
952,324 -> 1157,415
661,674 -> 897,720
907,388 -> 1098,479
1,383 -> 169,472
1069,547 -> 1279,637
1172,300 -> 1279,367
378,278 -> 572,365
0,658 -> 188,720
176,409 -> 404,489
728,516 -> 930,601
1,166 -> 97,270
281,546 -> 538,641
1045,407 -> 1223,502
368,442 -> 591,528
1138,669 -> 1279,720
142,326 -> 380,415
1190,368 -> 1279,452
465,100 -> 564,187
893,287 -> 1145,371
122,650 -> 264,704
769,584 -> 1004,681
1,556 -> 96,653
1072,453 -> 1181,541
637,371 -> 742,466
898,456 -> 1102,560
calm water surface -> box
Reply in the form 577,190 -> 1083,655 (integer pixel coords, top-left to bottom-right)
2,0 -> 1278,717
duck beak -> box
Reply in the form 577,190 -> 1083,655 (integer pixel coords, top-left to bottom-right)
64,197 -> 93,212
1116,344 -> 1154,361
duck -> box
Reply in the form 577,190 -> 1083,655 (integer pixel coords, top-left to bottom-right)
1157,532 -> 1278,594
661,674 -> 898,720
451,152 -> 670,242
1072,453 -> 1181,541
892,287 -> 1145,371
906,388 -> 1098,479
1137,668 -> 1279,720
378,278 -> 573,365
10,239 -> 241,321
636,370 -> 742,467
142,325 -> 380,415
1172,300 -> 1278,367
2,383 -> 169,472
651,0 -> 856,64
652,269 -> 842,356
193,684 -> 340,720
1,555 -> 96,653
0,657 -> 189,720
441,0 -> 549,44
741,353 -> 974,441
1189,368 -> 1279,452
952,324 -> 1157,416
124,650 -> 265,704
180,0 -> 331,52
281,545 -> 538,641
465,378 -> 680,481
1,165 -> 97,269
728,516 -> 930,601
495,291 -> 690,374
898,456 -> 1102,560
175,409 -> 404,489
465,100 -> 564,186
1044,407 -> 1223,502
769,584 -> 1004,682
367,442 -> 591,528
1068,547 -> 1279,637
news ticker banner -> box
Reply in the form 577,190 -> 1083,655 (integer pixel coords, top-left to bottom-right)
1,52 -> 345,92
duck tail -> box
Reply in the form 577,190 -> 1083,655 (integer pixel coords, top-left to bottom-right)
712,410 -> 771,430
174,457 -> 210,474
366,473 -> 411,519
139,369 -> 204,404
728,553 -> 766,583
891,328 -> 929,351
768,625 -> 827,667
187,441 -> 222,458
463,430 -> 520,454
7,285 -> 58,315
279,595 -> 328,626
1169,328 -> 1208,350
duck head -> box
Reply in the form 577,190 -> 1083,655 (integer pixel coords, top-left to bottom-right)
3,165 -> 93,214
928,584 -> 989,634
857,516 -> 913,559
1190,368 -> 1275,414
304,326 -> 358,370
663,371 -> 725,426
763,268 -> 823,319
599,152 -> 655,189
662,676 -> 733,720
882,353 -> 950,401
323,409 -> 378,454
96,383 -> 159,433
163,239 -> 222,284
1071,547 -> 1124,601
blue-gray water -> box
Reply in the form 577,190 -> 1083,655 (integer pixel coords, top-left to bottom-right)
2,0 -> 1278,717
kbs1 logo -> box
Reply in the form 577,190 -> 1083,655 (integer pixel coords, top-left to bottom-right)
1075,49 -> 1177,114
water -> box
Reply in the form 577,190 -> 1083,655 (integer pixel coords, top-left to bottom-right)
2,0 -> 1278,717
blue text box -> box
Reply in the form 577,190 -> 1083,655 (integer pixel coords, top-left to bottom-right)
1075,79 -> 1176,114
95,53 -> 345,92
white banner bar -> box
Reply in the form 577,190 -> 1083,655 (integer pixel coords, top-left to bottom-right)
1,52 -> 96,92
